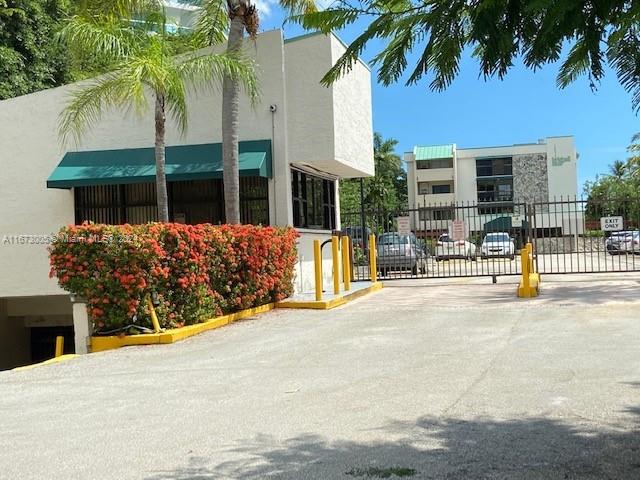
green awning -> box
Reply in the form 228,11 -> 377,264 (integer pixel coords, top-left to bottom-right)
484,216 -> 513,232
47,139 -> 272,189
414,144 -> 454,161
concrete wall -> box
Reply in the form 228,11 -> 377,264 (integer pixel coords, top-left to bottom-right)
545,136 -> 578,199
284,33 -> 374,179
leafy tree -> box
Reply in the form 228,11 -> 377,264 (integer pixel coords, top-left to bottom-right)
293,0 -> 640,111
0,0 -> 72,99
58,3 -> 258,222
585,134 -> 640,223
340,132 -> 406,216
197,0 -> 317,224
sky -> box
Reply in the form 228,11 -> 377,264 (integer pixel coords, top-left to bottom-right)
257,5 -> 639,194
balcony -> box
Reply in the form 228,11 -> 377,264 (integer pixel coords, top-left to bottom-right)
416,168 -> 454,182
416,192 -> 455,206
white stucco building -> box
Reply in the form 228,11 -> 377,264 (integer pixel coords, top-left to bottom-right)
0,30 -> 373,369
405,136 -> 579,236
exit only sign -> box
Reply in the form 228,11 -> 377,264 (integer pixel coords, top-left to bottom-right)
601,216 -> 624,231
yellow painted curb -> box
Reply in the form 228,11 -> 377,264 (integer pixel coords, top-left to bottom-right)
11,354 -> 77,372
275,282 -> 383,310
91,303 -> 275,353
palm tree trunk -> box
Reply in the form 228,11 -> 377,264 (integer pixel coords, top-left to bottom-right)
155,92 -> 169,222
222,15 -> 244,224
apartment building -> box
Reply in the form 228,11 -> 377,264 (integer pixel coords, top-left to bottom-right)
405,136 -> 579,235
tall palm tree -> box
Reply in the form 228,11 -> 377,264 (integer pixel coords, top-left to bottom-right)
59,6 -> 258,222
609,159 -> 628,179
197,0 -> 316,224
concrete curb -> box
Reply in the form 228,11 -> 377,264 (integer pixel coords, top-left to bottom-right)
275,282 -> 384,309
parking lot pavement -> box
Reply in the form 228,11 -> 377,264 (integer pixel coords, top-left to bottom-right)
2,274 -> 640,479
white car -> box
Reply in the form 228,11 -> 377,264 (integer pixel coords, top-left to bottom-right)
435,234 -> 477,261
605,231 -> 640,255
480,232 -> 515,260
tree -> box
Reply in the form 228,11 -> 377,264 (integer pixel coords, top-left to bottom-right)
59,4 -> 258,222
0,0 -> 72,99
340,132 -> 406,216
585,133 -> 640,222
293,1 -> 640,111
610,159 -> 627,179
197,0 -> 317,224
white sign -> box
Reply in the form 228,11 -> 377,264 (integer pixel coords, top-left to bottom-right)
451,219 -> 465,241
396,216 -> 411,235
601,216 -> 623,232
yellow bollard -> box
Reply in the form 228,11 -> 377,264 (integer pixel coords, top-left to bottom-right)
331,236 -> 340,294
314,239 -> 323,301
54,336 -> 64,358
146,297 -> 162,333
369,233 -> 377,283
341,236 -> 351,291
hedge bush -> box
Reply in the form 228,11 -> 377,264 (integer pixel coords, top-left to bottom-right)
49,223 -> 298,333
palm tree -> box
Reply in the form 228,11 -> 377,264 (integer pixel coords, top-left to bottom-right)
627,132 -> 640,177
197,0 -> 316,224
609,159 -> 627,179
59,5 -> 258,222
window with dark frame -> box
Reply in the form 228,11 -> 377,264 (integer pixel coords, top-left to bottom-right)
74,177 -> 269,226
431,184 -> 452,194
416,158 -> 453,169
291,169 -> 336,230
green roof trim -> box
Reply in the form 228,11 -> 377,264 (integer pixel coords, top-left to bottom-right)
413,144 -> 454,161
47,140 -> 272,189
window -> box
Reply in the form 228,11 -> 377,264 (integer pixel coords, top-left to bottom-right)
74,177 -> 269,225
291,169 -> 336,230
476,157 -> 512,177
419,208 -> 455,221
477,178 -> 513,203
416,158 -> 453,169
418,182 -> 452,195
432,184 -> 451,194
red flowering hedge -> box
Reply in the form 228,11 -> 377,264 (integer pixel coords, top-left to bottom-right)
48,223 -> 298,333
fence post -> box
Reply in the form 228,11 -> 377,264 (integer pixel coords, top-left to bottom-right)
369,233 -> 377,283
314,239 -> 323,301
341,236 -> 351,291
331,236 -> 340,295
54,336 -> 64,358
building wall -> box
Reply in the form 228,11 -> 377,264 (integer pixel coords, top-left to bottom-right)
545,136 -> 578,199
0,30 -> 373,302
284,33 -> 374,179
512,153 -> 549,203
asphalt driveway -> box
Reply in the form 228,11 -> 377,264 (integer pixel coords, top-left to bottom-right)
2,274 -> 640,479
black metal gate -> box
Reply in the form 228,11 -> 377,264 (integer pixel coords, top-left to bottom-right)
342,197 -> 640,281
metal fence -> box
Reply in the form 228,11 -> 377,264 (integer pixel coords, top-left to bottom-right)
341,197 -> 640,281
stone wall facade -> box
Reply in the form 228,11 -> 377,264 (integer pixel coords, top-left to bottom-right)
533,237 -> 606,254
513,154 -> 549,204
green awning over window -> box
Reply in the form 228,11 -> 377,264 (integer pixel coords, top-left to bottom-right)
47,139 -> 272,189
414,144 -> 454,161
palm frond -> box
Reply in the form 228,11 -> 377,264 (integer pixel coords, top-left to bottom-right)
279,0 -> 317,17
164,66 -> 189,134
58,15 -> 142,63
75,0 -> 163,19
59,71 -> 141,146
177,50 -> 260,105
194,0 -> 229,47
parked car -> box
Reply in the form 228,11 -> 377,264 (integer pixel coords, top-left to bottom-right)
605,231 -> 640,255
480,232 -> 516,260
434,233 -> 477,261
343,226 -> 372,252
377,232 -> 428,275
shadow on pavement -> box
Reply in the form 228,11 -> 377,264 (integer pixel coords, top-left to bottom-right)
145,406 -> 640,479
